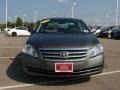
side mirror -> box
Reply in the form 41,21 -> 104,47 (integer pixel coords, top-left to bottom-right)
28,29 -> 36,35
83,29 -> 90,33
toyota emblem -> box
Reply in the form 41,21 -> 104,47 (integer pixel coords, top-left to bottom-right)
60,51 -> 69,58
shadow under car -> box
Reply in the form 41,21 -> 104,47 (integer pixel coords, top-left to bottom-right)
6,53 -> 90,86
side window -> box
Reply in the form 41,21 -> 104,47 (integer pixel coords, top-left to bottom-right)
67,23 -> 80,32
16,28 -> 20,30
16,27 -> 28,30
45,23 -> 58,32
22,27 -> 28,30
78,21 -> 89,33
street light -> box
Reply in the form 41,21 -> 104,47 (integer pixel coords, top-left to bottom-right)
8,17 -> 12,22
106,14 -> 109,27
5,0 -> 8,29
22,14 -> 26,26
14,16 -> 17,22
0,0 -> 2,24
34,11 -> 38,22
106,11 -> 111,27
14,16 -> 17,27
116,0 -> 119,26
71,2 -> 76,18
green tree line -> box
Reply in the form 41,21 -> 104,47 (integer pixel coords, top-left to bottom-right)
0,17 -> 40,31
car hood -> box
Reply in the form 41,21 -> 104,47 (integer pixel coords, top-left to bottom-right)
27,33 -> 99,49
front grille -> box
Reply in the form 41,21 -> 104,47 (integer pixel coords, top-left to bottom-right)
39,49 -> 88,61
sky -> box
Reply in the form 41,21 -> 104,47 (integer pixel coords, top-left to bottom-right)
0,0 -> 119,26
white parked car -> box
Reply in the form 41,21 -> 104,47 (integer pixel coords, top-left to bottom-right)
6,26 -> 31,36
3,28 -> 9,32
94,27 -> 104,37
90,26 -> 101,33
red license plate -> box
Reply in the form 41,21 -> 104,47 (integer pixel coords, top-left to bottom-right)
55,63 -> 73,72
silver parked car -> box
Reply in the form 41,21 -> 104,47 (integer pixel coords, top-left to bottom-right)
22,18 -> 104,78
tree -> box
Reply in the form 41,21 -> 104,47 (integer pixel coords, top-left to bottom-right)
16,17 -> 23,27
36,20 -> 40,30
0,24 -> 6,31
28,22 -> 35,30
24,22 -> 29,28
7,21 -> 11,28
11,23 -> 16,28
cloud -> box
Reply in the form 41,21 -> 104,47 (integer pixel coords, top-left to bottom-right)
57,0 -> 68,3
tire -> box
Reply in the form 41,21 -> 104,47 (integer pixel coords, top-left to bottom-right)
108,34 -> 112,39
96,33 -> 99,37
12,32 -> 17,37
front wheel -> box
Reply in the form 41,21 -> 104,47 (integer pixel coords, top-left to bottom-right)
12,32 -> 17,37
108,34 -> 112,39
96,33 -> 99,37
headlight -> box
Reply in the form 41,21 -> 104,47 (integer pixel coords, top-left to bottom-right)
88,44 -> 104,58
108,30 -> 112,33
23,44 -> 38,57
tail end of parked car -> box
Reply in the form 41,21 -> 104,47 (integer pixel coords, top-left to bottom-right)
28,29 -> 36,35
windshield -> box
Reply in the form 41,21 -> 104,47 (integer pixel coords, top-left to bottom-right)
37,19 -> 89,33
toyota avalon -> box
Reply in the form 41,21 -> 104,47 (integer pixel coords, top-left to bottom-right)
22,18 -> 104,78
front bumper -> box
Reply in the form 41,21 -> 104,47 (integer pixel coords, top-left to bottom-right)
22,53 -> 104,77
4,31 -> 12,36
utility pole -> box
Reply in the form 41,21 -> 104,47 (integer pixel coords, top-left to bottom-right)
106,14 -> 109,27
116,0 -> 119,26
72,2 -> 76,18
34,11 -> 38,22
22,14 -> 26,26
5,0 -> 8,29
14,16 -> 17,27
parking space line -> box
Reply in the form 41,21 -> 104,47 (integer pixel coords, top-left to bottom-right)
0,56 -> 22,59
0,47 -> 22,49
93,70 -> 120,77
0,57 -> 15,59
0,84 -> 33,90
0,70 -> 120,90
0,42 -> 25,43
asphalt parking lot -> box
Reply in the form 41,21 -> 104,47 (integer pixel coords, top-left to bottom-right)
0,34 -> 120,90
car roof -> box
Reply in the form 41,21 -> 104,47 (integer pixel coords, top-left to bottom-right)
41,17 -> 83,22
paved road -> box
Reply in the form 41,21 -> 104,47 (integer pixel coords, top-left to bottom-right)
0,35 -> 120,90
